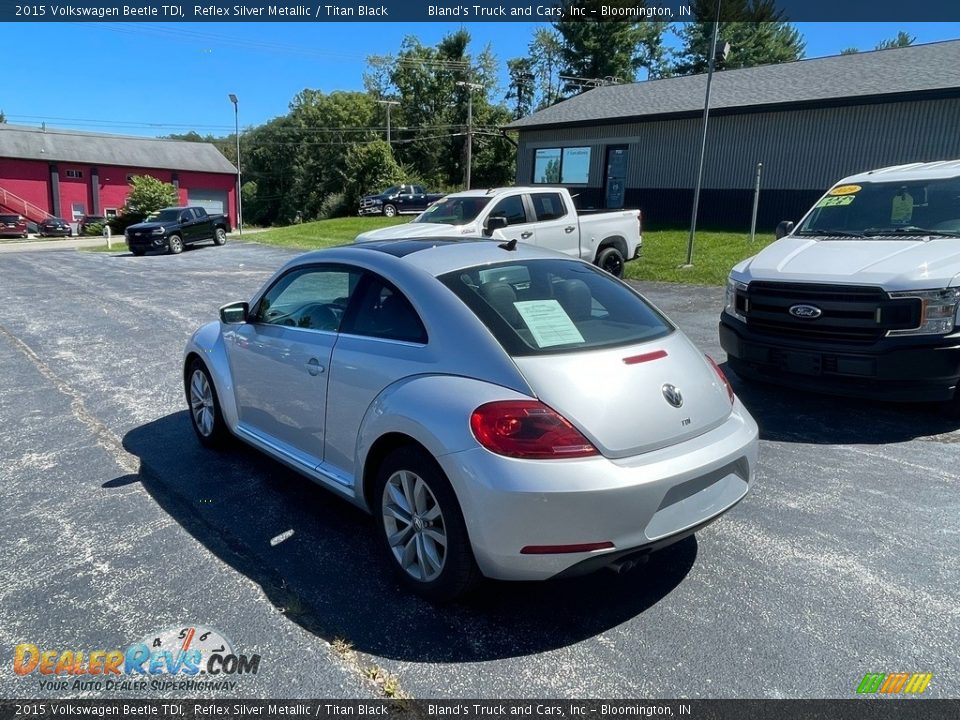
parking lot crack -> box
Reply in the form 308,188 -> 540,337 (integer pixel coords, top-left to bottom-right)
0,322 -> 138,475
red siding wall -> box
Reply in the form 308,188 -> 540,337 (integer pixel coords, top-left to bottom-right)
0,158 -> 236,225
0,159 -> 50,213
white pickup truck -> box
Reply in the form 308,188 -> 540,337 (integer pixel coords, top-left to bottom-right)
720,160 -> 960,414
354,186 -> 642,277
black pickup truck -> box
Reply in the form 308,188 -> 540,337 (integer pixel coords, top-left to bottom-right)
358,184 -> 445,217
125,206 -> 231,255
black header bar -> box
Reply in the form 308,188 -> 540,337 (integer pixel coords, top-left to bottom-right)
4,1 -> 960,22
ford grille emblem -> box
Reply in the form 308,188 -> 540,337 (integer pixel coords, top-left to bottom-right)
789,304 -> 823,319
662,384 -> 683,408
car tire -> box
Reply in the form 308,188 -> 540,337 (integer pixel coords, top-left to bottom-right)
213,227 -> 227,246
374,445 -> 480,602
597,246 -> 625,278
168,234 -> 184,254
382,203 -> 398,218
186,358 -> 229,448
131,248 -> 146,256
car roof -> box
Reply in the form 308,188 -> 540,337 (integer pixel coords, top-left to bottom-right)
838,159 -> 960,185
292,237 -> 576,277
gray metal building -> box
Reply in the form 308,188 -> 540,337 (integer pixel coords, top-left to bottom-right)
506,40 -> 960,230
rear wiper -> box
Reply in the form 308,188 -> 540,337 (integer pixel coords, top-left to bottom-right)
862,227 -> 960,237
796,229 -> 864,238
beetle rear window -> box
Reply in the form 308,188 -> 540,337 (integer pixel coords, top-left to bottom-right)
439,259 -> 672,356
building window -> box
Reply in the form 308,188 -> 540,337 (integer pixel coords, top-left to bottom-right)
105,208 -> 118,218
65,169 -> 84,179
71,203 -> 85,221
532,147 -> 591,185
533,148 -> 562,184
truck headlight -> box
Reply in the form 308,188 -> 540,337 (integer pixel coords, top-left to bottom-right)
887,288 -> 960,336
724,277 -> 748,322
151,227 -> 165,235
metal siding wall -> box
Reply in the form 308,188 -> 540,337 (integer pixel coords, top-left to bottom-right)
516,98 -> 960,191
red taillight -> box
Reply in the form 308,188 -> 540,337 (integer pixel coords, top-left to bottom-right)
470,400 -> 598,459
706,355 -> 735,404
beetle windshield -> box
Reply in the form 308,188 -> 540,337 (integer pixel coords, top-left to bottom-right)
797,177 -> 960,237
439,259 -> 672,356
414,197 -> 491,225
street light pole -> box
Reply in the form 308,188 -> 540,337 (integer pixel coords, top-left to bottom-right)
456,81 -> 482,190
377,99 -> 400,144
684,1 -> 723,267
228,93 -> 242,237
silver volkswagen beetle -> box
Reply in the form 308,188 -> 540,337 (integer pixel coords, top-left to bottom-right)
184,239 -> 758,600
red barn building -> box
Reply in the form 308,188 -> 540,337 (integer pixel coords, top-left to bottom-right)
0,124 -> 238,229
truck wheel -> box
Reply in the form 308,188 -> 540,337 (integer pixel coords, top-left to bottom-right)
382,204 -> 398,218
131,248 -> 146,257
213,227 -> 227,246
597,246 -> 625,278
167,235 -> 183,255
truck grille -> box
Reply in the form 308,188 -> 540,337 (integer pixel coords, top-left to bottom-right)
738,282 -> 921,344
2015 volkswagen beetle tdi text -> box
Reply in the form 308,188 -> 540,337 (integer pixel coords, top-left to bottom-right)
184,239 -> 758,600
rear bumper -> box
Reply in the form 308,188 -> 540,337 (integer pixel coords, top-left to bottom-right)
437,403 -> 757,581
719,314 -> 960,402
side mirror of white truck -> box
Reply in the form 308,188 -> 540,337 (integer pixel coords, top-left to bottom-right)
775,220 -> 795,239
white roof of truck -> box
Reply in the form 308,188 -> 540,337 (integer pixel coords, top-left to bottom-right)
839,160 -> 960,185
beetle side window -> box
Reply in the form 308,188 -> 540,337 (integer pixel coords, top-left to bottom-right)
343,276 -> 427,344
488,195 -> 528,226
254,266 -> 363,332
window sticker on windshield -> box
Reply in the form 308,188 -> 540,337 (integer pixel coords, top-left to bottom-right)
829,184 -> 862,196
514,300 -> 585,348
816,195 -> 855,208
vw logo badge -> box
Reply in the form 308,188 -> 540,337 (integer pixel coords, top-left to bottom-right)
662,384 -> 683,408
789,304 -> 823,319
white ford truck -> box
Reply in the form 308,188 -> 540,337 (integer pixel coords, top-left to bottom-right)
355,186 -> 642,277
720,160 -> 960,413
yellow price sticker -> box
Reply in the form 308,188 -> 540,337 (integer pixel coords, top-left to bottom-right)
829,185 -> 862,196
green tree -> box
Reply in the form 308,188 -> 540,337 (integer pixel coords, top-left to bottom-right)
342,140 -> 406,207
368,29 -> 514,190
506,57 -> 536,119
529,28 -> 563,108
0,110 -> 6,123
875,31 -> 915,50
554,1 -> 668,93
670,0 -> 805,75
840,47 -> 860,55
123,175 -> 178,218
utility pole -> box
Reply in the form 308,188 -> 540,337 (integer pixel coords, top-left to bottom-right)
684,0 -> 728,267
228,93 -> 242,237
377,99 -> 399,144
456,80 -> 482,190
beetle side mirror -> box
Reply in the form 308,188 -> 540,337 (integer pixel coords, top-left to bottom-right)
219,301 -> 248,324
775,220 -> 795,239
484,216 -> 508,237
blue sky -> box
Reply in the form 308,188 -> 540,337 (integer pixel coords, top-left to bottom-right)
3,21 -> 959,137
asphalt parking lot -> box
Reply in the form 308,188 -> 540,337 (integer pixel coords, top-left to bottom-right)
1,241 -> 958,699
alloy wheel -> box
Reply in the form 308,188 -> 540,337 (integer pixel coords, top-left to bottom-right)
382,469 -> 448,582
189,369 -> 215,437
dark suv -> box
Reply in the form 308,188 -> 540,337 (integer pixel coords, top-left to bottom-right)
0,214 -> 28,238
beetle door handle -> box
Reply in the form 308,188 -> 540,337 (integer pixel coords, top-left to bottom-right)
520,231 -> 533,239
565,226 -> 576,233
305,357 -> 325,376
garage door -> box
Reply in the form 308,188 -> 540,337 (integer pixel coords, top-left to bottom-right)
187,189 -> 228,215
